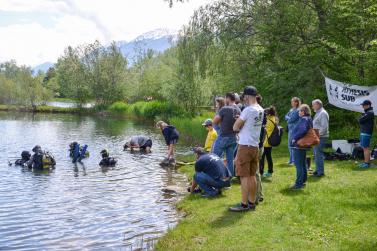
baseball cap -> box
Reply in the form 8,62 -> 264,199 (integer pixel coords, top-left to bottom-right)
192,147 -> 206,155
360,100 -> 372,106
243,86 -> 258,96
202,118 -> 213,126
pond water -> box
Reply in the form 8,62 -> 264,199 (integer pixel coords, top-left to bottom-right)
0,112 -> 189,250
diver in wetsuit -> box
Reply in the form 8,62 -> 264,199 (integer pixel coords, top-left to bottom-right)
99,149 -> 117,166
14,151 -> 31,166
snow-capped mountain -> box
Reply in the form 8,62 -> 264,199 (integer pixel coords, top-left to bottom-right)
133,28 -> 178,41
32,29 -> 178,72
33,61 -> 54,74
117,28 -> 178,65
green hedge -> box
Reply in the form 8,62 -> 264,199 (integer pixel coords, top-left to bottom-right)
108,101 -> 187,120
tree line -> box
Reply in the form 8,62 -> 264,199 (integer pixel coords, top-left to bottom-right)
1,0 -> 376,117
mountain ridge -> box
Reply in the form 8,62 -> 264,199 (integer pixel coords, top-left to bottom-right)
33,28 -> 178,73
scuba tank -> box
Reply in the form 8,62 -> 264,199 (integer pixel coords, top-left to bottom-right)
30,145 -> 56,170
42,151 -> 56,168
70,142 -> 89,163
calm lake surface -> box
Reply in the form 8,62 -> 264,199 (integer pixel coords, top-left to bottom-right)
0,112 -> 189,250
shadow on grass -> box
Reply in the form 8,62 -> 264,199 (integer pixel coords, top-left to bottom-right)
261,178 -> 272,183
307,176 -> 324,183
275,163 -> 294,168
185,193 -> 226,202
280,187 -> 307,196
209,209 -> 247,229
351,166 -> 377,172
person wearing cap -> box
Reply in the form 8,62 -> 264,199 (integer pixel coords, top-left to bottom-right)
230,86 -> 264,212
202,119 -> 218,152
123,135 -> 153,153
312,99 -> 329,177
189,147 -> 231,197
213,92 -> 241,176
156,121 -> 180,165
358,100 -> 374,168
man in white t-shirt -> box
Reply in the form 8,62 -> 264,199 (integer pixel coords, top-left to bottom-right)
230,86 -> 264,212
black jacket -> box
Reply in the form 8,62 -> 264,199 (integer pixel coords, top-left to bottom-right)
162,125 -> 179,145
359,107 -> 374,135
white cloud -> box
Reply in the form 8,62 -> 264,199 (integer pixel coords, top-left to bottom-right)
0,0 -> 213,66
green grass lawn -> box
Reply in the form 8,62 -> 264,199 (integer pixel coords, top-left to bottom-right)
156,142 -> 377,251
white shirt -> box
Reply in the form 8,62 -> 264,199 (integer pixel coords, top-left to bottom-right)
238,104 -> 264,147
313,108 -> 329,137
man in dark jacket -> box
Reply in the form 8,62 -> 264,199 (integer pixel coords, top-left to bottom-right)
358,100 -> 374,168
189,147 -> 231,197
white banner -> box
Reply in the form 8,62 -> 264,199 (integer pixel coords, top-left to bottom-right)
325,77 -> 377,114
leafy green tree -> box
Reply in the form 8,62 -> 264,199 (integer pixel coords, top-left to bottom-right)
55,46 -> 91,107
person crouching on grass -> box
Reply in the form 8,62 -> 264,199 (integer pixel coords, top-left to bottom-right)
188,147 -> 231,198
156,121 -> 180,166
358,100 -> 374,168
230,86 -> 264,212
202,119 -> 218,152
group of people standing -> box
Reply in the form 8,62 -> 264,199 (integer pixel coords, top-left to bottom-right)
188,85 -> 339,212
285,98 -> 330,189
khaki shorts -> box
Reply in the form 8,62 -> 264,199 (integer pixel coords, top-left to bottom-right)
235,145 -> 259,177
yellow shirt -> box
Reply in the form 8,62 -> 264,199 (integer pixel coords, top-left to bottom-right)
264,115 -> 278,147
204,128 -> 218,152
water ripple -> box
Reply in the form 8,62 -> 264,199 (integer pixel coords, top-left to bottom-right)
0,112 -> 189,250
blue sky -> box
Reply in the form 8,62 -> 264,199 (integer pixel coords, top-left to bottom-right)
0,0 -> 212,66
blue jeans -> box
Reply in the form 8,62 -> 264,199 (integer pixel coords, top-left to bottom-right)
360,133 -> 372,148
194,172 -> 231,196
314,137 -> 327,175
288,132 -> 294,164
293,148 -> 308,187
213,135 -> 237,176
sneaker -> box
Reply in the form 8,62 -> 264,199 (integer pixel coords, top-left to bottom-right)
160,158 -> 170,166
202,192 -> 219,198
168,158 -> 176,165
229,203 -> 250,212
312,173 -> 324,177
312,171 -> 318,176
248,201 -> 257,210
288,162 -> 295,166
359,162 -> 370,169
191,188 -> 202,194
289,185 -> 303,190
263,173 -> 272,178
259,197 -> 264,203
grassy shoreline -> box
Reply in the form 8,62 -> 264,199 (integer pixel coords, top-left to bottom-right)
156,139 -> 377,250
0,104 -> 85,114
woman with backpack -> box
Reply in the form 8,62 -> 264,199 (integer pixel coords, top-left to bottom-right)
260,106 -> 279,177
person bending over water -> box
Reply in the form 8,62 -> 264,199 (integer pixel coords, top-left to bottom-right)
123,135 -> 153,153
156,121 -> 180,166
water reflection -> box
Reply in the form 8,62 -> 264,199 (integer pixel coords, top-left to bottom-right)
0,112 -> 188,250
